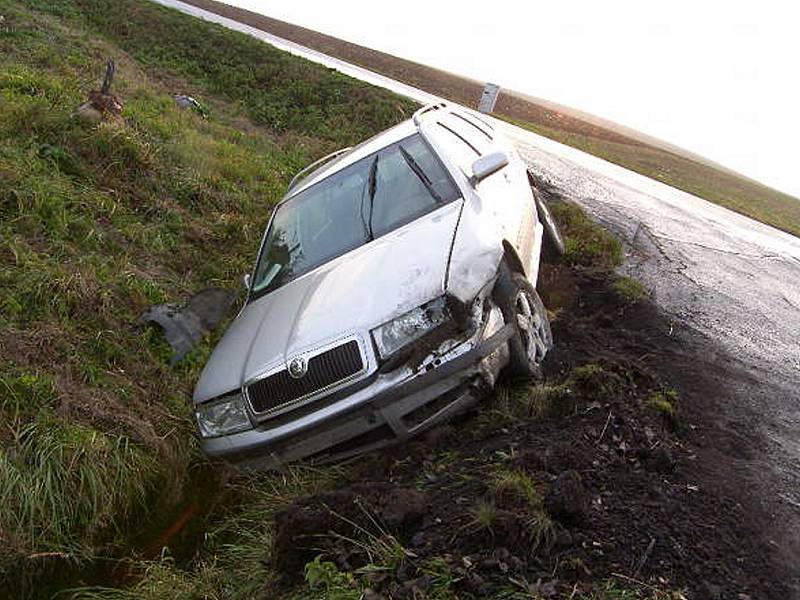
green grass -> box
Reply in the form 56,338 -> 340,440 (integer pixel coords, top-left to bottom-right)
550,201 -> 624,270
484,381 -> 574,426
0,2 -> 688,597
65,465 -> 344,599
646,390 -> 679,430
23,0 -> 416,147
465,498 -> 499,534
612,275 -> 649,304
0,0 -> 413,593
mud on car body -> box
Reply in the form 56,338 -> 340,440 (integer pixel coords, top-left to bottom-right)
193,103 -> 557,469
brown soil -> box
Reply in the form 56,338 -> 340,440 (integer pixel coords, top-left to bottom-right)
267,266 -> 794,598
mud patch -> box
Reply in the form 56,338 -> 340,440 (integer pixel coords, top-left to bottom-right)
269,266 -> 794,598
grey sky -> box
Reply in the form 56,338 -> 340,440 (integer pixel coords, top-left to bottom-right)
227,0 -> 799,199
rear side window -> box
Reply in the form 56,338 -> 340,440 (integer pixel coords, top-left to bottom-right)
442,115 -> 492,156
434,123 -> 480,174
370,135 -> 460,237
452,111 -> 493,143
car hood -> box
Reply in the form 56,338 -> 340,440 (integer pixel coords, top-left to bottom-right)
193,201 -> 463,404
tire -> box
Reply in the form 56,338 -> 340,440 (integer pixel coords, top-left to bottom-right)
493,263 -> 553,380
527,171 -> 565,261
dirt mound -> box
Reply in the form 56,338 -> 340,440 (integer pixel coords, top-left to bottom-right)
544,470 -> 587,523
273,483 -> 427,577
267,267 -> 793,598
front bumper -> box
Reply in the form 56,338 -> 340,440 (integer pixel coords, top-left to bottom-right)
202,323 -> 513,470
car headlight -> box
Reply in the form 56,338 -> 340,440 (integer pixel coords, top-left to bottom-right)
195,391 -> 252,438
372,297 -> 448,360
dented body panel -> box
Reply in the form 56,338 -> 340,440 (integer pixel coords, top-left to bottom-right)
192,103 -> 547,466
193,201 -> 463,404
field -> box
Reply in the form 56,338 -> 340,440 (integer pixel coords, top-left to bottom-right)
181,0 -> 800,238
0,1 -> 794,598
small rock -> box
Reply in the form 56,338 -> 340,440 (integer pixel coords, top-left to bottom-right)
378,487 -> 427,530
645,447 -> 676,474
545,470 -> 587,523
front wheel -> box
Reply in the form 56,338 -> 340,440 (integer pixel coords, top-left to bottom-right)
494,264 -> 553,380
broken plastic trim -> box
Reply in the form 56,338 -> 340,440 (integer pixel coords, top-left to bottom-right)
137,288 -> 235,365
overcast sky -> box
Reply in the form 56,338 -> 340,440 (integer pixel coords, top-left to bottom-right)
227,0 -> 799,199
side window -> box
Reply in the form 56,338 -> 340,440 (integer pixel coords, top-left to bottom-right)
442,115 -> 492,156
434,123 -> 480,174
452,111 -> 494,143
370,135 -> 460,237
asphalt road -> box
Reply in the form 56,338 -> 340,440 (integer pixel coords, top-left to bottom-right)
154,0 -> 800,584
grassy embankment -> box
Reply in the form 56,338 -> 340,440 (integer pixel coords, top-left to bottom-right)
0,0 -> 414,594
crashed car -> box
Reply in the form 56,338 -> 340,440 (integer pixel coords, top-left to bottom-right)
193,102 -> 559,469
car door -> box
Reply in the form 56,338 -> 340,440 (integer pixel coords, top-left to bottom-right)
493,125 -> 540,276
436,111 -> 536,271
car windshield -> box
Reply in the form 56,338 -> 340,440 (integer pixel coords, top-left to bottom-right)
250,133 -> 460,298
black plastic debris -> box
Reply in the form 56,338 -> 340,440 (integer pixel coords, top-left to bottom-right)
138,288 -> 235,364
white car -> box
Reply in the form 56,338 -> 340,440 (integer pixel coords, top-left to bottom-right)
193,102 -> 557,468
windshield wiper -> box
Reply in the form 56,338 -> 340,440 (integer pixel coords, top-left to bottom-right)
361,154 -> 379,241
399,146 -> 443,203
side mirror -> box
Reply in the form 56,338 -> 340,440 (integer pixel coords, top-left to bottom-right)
469,151 -> 509,186
242,273 -> 251,291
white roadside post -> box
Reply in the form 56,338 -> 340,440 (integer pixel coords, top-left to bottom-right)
478,82 -> 500,114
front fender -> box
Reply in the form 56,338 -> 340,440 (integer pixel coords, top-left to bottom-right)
445,191 -> 505,303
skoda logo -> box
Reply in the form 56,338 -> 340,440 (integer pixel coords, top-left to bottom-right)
288,356 -> 308,379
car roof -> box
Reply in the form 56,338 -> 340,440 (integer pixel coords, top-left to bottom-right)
282,103 -> 496,203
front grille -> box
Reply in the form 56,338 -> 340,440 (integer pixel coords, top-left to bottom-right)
247,340 -> 364,414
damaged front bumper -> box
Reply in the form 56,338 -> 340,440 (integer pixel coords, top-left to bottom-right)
202,320 -> 513,470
